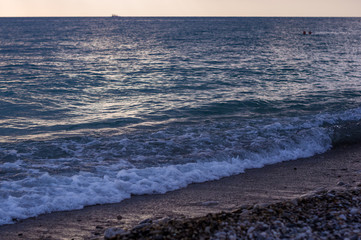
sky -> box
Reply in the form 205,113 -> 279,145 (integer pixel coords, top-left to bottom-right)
0,0 -> 361,17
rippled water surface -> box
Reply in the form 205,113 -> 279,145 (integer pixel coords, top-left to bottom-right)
1,17 -> 361,225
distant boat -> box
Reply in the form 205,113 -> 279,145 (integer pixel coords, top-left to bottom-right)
111,14 -> 121,18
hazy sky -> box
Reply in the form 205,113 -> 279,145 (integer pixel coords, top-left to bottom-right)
1,0 -> 361,17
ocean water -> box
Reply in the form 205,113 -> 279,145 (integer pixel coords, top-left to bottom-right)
1,17 -> 361,225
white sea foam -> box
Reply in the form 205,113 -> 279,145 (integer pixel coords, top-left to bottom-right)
0,125 -> 331,225
2,107 -> 361,225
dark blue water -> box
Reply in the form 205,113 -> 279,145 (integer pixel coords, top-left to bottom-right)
1,17 -> 361,225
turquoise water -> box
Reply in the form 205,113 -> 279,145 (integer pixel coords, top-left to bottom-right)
1,17 -> 361,225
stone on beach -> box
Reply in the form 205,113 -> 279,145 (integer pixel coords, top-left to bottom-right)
104,228 -> 129,240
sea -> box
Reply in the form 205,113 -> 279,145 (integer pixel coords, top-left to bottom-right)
1,17 -> 361,225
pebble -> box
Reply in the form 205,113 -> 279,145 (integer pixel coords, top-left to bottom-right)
337,181 -> 346,186
104,228 -> 129,240
139,218 -> 152,225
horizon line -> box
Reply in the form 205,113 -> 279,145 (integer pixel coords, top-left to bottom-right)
1,15 -> 361,18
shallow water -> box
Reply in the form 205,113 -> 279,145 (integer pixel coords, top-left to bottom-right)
1,17 -> 361,225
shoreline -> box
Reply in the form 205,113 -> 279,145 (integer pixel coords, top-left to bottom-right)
0,143 -> 360,239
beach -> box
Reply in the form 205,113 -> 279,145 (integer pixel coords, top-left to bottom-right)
2,17 -> 361,238
0,142 -> 360,239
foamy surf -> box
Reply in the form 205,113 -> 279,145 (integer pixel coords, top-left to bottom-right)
0,108 -> 342,225
0,135 -> 330,225
3,106 -> 361,225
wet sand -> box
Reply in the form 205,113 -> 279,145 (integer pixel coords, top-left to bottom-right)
0,143 -> 360,240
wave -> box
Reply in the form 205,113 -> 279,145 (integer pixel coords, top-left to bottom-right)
2,107 -> 361,225
0,130 -> 329,225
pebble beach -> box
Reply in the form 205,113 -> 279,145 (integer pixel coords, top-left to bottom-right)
106,186 -> 361,240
